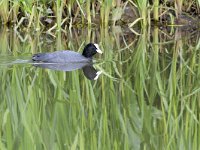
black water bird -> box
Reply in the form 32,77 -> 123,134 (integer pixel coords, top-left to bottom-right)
32,43 -> 102,63
32,43 -> 102,80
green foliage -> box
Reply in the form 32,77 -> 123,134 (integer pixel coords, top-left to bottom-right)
0,0 -> 199,29
0,26 -> 200,149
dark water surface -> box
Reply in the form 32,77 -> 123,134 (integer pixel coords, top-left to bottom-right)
0,26 -> 200,149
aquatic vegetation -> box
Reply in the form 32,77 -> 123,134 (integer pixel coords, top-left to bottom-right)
0,0 -> 199,30
0,25 -> 200,149
0,0 -> 199,149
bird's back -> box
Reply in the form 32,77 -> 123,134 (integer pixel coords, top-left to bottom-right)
32,50 -> 91,63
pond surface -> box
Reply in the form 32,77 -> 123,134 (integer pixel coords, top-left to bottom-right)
0,26 -> 200,149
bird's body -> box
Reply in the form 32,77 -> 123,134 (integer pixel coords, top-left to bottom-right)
33,62 -> 90,71
32,43 -> 102,63
32,50 -> 91,63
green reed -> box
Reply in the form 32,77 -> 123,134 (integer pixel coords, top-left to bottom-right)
0,25 -> 200,149
153,0 -> 159,21
135,0 -> 148,26
0,0 -> 9,23
0,0 -> 199,29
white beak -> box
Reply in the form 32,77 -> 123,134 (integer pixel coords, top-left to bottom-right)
94,71 -> 102,80
94,43 -> 103,54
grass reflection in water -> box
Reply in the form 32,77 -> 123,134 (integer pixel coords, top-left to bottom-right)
0,27 -> 200,149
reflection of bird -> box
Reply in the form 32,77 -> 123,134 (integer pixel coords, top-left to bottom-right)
32,43 -> 102,63
32,43 -> 102,80
33,63 -> 102,80
82,65 -> 102,80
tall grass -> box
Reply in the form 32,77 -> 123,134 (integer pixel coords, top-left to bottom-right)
0,0 -> 199,30
0,25 -> 200,149
135,0 -> 148,26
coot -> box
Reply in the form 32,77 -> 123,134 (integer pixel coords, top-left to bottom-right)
32,43 -> 102,63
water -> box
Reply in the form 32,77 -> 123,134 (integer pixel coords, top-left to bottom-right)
0,26 -> 200,149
